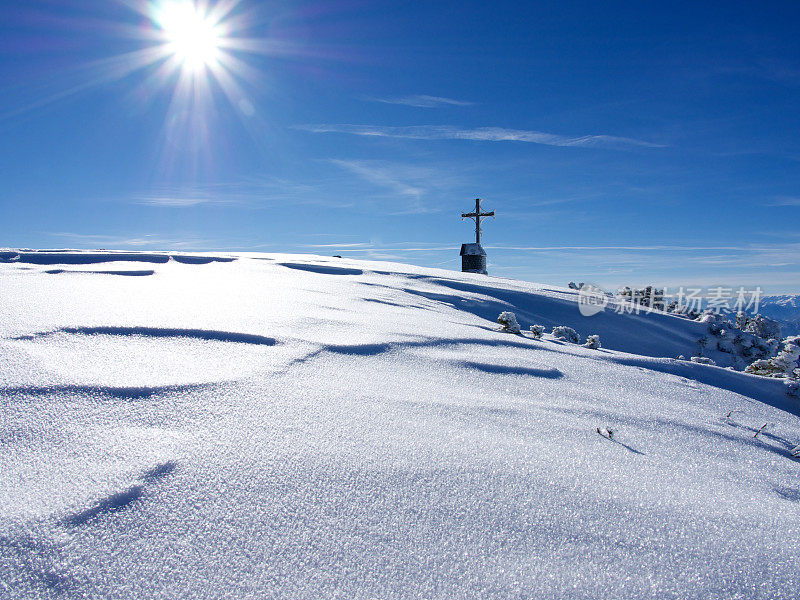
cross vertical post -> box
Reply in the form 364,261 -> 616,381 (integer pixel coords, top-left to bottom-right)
461,198 -> 495,245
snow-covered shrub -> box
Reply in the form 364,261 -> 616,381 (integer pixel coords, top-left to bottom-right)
552,326 -> 580,343
583,334 -> 601,349
734,332 -> 753,349
691,356 -> 716,366
774,336 -> 800,374
497,311 -> 521,334
786,380 -> 799,398
616,285 -> 665,311
746,359 -> 780,378
529,324 -> 545,339
696,310 -> 718,325
717,332 -> 736,354
687,310 -> 780,371
746,336 -> 800,379
744,314 -> 782,341
667,301 -> 700,320
735,311 -> 749,331
697,310 -> 734,334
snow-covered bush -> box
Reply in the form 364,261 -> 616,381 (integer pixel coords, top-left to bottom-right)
529,324 -> 545,339
746,336 -> 800,379
735,311 -> 749,331
689,310 -> 781,370
616,285 -> 665,311
717,332 -> 736,353
786,380 -> 799,398
666,301 -> 700,320
691,356 -> 716,366
552,326 -> 580,344
774,336 -> 800,374
497,311 -> 521,334
583,334 -> 601,349
745,314 -> 782,341
696,310 -> 715,324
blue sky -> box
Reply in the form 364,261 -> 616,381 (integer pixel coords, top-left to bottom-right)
1,0 -> 799,292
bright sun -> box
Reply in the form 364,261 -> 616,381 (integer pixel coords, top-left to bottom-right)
156,1 -> 222,72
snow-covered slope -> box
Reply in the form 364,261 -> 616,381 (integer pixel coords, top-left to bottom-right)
1,251 -> 799,599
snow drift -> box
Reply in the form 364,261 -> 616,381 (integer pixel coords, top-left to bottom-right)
1,250 -> 799,599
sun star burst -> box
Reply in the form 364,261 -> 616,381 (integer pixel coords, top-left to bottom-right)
154,1 -> 224,74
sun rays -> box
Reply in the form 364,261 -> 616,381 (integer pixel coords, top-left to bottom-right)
112,0 -> 272,175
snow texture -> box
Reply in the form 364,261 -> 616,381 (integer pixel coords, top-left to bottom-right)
1,250 -> 799,599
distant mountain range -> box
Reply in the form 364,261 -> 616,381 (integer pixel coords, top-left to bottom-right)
758,295 -> 800,337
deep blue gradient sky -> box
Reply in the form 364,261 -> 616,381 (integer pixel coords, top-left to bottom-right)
1,0 -> 799,291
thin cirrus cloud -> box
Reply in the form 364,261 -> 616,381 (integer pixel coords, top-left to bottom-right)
329,159 -> 424,201
130,179 -> 350,209
48,232 -> 213,248
301,242 -> 374,249
136,196 -> 218,207
766,196 -> 800,207
328,159 -> 461,214
297,124 -> 665,150
364,95 -> 475,108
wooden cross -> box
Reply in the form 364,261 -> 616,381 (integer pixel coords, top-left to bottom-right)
461,198 -> 494,245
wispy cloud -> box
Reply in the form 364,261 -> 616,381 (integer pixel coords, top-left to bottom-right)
135,196 -> 223,207
328,159 -> 464,214
484,245 -> 748,251
766,196 -> 800,207
330,159 -> 424,204
297,124 -> 665,150
302,242 -> 374,248
364,95 -> 474,108
298,244 -> 459,253
128,178 -> 348,209
48,232 -> 213,249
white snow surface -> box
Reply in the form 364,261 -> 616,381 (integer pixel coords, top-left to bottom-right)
1,250 -> 799,599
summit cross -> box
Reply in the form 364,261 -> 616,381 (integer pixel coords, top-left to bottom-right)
461,198 -> 495,245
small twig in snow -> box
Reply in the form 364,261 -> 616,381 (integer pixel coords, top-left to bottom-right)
753,422 -> 772,439
596,427 -> 614,440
